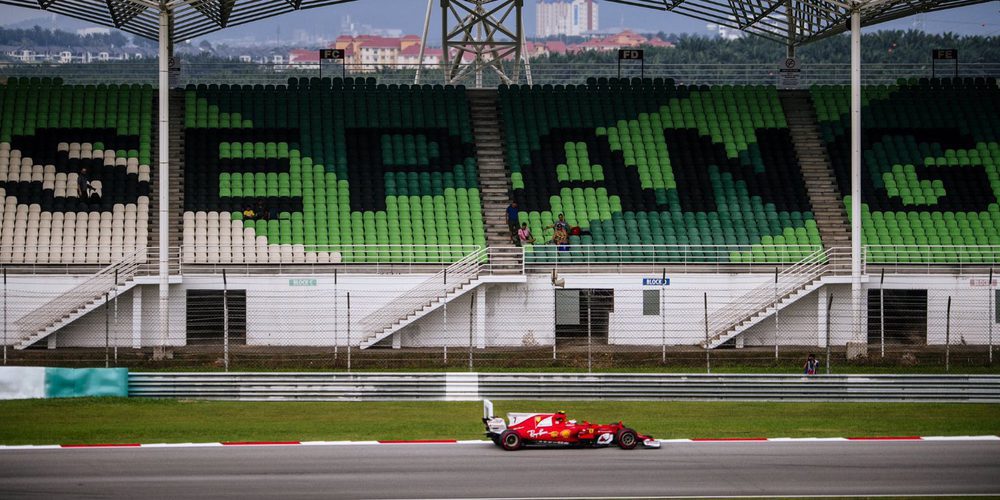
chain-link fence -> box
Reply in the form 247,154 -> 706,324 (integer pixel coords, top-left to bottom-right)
2,269 -> 997,373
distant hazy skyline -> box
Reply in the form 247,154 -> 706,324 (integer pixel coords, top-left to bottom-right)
1,0 -> 997,45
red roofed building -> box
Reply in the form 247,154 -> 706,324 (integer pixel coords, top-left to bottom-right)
524,40 -> 570,58
398,43 -> 441,68
565,30 -> 675,52
291,34 -> 465,73
358,36 -> 401,68
329,34 -> 434,71
288,49 -> 320,68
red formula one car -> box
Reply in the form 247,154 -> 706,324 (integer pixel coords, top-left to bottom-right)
482,400 -> 660,451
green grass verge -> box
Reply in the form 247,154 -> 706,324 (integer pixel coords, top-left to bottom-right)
1,398 -> 998,445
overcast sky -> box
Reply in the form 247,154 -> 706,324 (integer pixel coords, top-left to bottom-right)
1,0 -> 998,44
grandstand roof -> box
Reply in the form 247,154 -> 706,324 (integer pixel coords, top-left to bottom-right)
612,0 -> 990,44
0,0 -> 989,46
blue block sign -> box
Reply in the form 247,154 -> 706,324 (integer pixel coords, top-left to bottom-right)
642,278 -> 670,286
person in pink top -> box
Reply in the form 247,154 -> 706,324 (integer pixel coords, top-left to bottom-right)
517,223 -> 536,245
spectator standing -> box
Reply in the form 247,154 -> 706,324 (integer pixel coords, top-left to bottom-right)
505,201 -> 520,245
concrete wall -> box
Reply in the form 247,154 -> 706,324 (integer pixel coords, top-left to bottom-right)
4,270 -> 999,348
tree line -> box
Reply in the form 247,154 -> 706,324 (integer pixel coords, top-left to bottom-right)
0,26 -> 136,50
536,30 -> 999,65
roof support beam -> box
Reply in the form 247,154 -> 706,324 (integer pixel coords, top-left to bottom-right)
0,0 -> 990,48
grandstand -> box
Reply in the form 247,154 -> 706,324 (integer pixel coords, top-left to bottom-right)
812,78 -> 1000,262
181,78 -> 484,264
501,80 -> 824,264
0,78 -> 153,265
0,0 -> 997,368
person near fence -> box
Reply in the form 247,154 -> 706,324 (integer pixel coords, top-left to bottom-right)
517,222 -> 536,245
506,201 -> 520,245
803,353 -> 819,375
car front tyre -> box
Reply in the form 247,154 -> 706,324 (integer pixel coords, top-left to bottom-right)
500,430 -> 522,451
616,429 -> 638,450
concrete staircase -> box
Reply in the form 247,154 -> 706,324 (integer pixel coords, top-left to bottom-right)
15,280 -> 140,350
780,90 -> 851,250
358,248 -> 525,349
467,89 -> 514,248
359,276 -> 484,349
703,277 -> 826,349
148,89 -> 185,259
13,250 -> 148,349
702,248 -> 853,349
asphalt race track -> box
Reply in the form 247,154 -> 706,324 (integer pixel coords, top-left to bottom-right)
2,440 -> 999,499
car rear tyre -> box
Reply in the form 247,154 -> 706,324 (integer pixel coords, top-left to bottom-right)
500,430 -> 522,451
617,429 -> 638,450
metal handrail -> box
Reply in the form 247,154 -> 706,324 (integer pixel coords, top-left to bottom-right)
8,243 -> 1000,278
867,245 -> 1000,266
524,244 -> 823,272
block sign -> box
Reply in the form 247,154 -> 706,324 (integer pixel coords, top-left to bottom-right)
932,49 -> 957,60
288,278 -> 318,287
618,49 -> 644,60
969,278 -> 996,287
319,49 -> 345,60
642,277 -> 670,286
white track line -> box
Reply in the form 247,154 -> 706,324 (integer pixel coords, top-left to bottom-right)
391,494 -> 1000,500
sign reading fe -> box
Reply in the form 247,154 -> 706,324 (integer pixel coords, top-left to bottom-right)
319,48 -> 345,60
932,49 -> 957,60
618,49 -> 644,60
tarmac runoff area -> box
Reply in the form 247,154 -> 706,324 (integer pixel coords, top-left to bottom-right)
1,439 -> 999,499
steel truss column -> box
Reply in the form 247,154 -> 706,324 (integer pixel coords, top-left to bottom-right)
415,0 -> 435,85
785,0 -> 796,58
441,0 -> 523,86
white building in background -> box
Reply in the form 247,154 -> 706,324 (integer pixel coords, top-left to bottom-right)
536,0 -> 599,38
